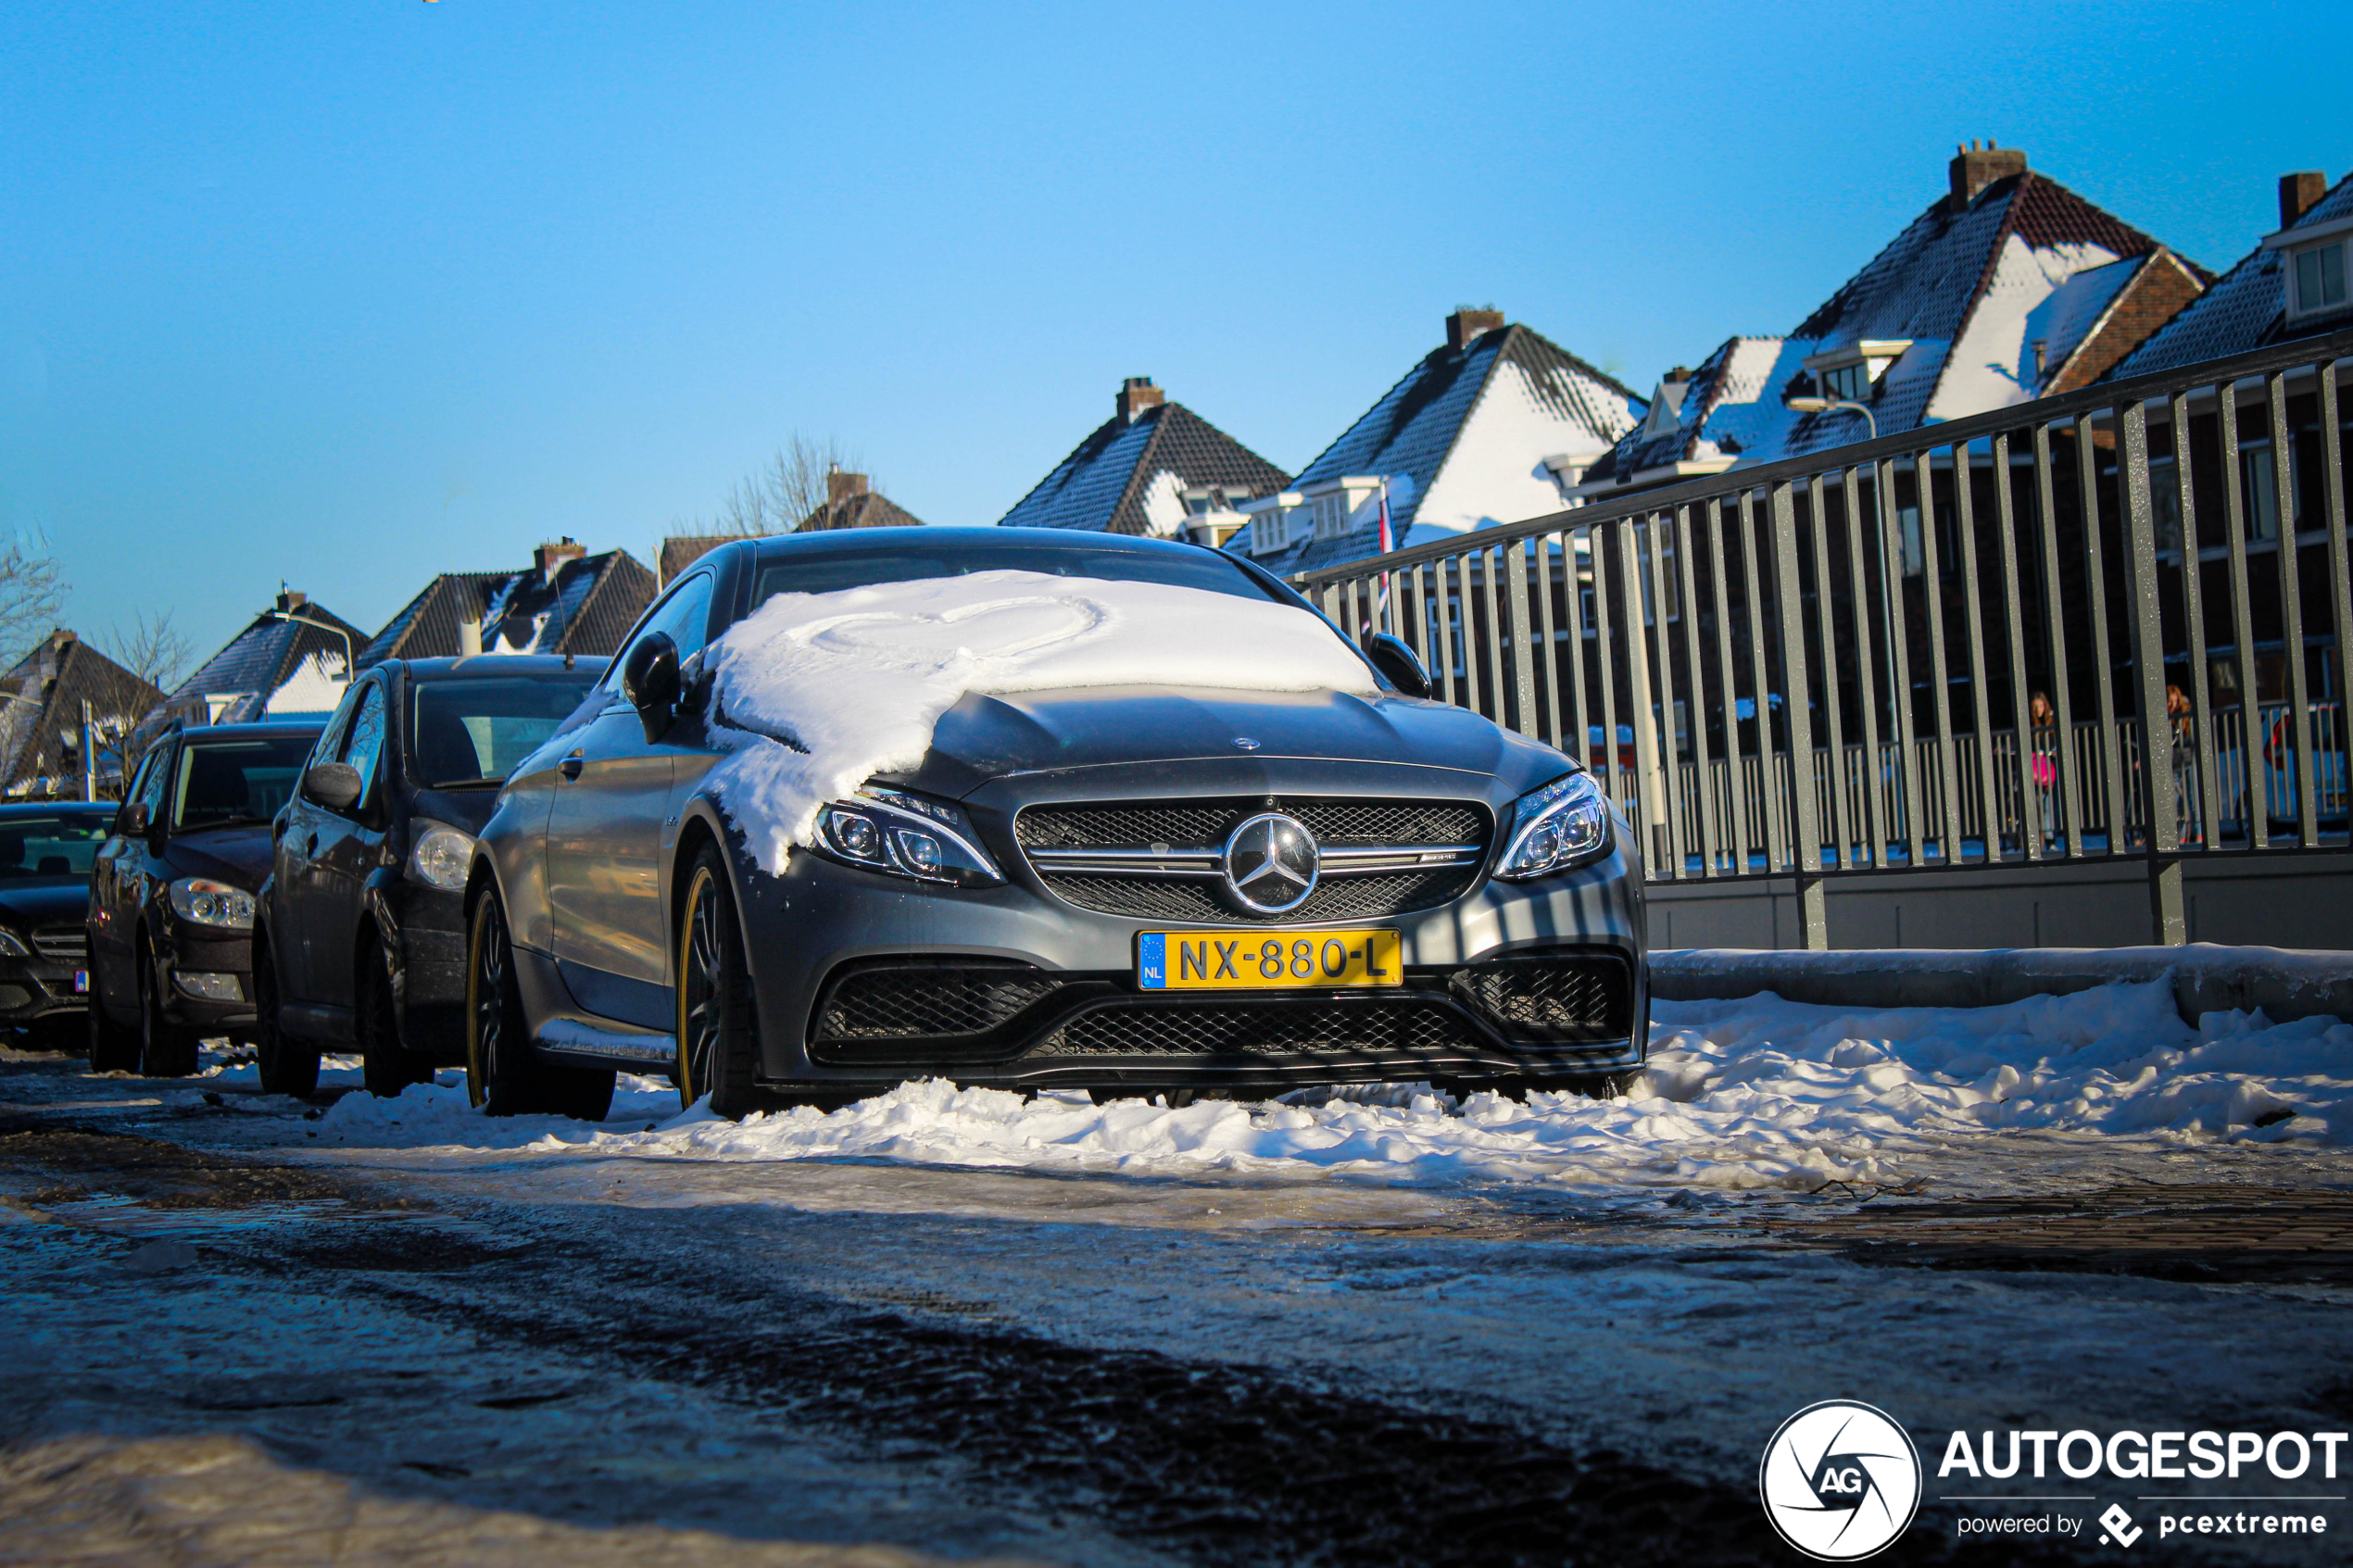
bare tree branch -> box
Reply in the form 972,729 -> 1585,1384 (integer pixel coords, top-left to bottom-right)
712,433 -> 873,536
103,609 -> 194,696
0,538 -> 66,669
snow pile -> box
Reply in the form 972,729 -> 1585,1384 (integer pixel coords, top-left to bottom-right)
308,982 -> 2352,1192
316,1073 -> 684,1148
703,571 -> 1376,873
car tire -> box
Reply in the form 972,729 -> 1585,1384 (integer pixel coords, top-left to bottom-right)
86,998 -> 140,1073
136,952 -> 200,1079
357,937 -> 430,1099
466,889 -> 613,1122
252,934 -> 321,1098
674,843 -> 769,1120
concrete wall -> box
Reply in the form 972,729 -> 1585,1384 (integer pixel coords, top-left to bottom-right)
1645,850 -> 2353,953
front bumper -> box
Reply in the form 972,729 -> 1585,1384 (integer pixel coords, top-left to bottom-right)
0,961 -> 92,1022
733,821 -> 1648,1093
155,925 -> 258,1032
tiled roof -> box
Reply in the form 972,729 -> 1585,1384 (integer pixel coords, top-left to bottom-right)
997,402 -> 1288,535
168,603 -> 367,714
362,550 -> 656,666
0,633 -> 163,796
2108,172 -> 2353,380
799,491 -> 926,532
661,535 -> 734,583
1235,323 -> 1642,574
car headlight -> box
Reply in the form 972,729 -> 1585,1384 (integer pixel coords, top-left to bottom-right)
1495,771 -> 1613,880
0,930 -> 28,958
408,820 -> 476,891
813,784 -> 1004,887
169,877 -> 256,929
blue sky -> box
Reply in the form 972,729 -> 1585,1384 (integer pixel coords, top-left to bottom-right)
5,1 -> 2347,664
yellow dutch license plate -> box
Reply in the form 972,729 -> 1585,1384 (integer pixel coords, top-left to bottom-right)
1137,930 -> 1403,991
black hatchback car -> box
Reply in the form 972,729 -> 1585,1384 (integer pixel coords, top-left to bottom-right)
253,655 -> 604,1097
0,803 -> 117,1047
464,528 -> 1648,1122
86,721 -> 322,1076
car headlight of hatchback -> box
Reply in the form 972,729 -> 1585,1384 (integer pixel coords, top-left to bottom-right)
169,877 -> 256,929
1495,771 -> 1613,880
408,820 -> 476,891
0,930 -> 29,958
813,785 -> 1004,887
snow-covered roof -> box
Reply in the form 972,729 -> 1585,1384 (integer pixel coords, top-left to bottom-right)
0,632 -> 161,796
2108,171 -> 2353,381
996,385 -> 1288,536
1579,157 -> 2194,498
1233,320 -> 1642,573
164,599 -> 367,725
362,548 -> 656,667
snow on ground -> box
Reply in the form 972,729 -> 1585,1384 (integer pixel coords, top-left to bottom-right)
704,571 -> 1375,872
310,981 -> 2353,1195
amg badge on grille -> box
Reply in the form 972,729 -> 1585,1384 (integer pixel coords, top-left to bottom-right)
1221,812 -> 1319,914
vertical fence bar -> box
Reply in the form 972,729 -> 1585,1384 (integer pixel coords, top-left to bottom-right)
1738,490 -> 1789,872
2318,361 -> 2353,842
1643,512 -> 1687,878
2268,371 -> 2317,846
1770,481 -> 1826,944
1877,458 -> 1925,867
1592,529 -> 1623,810
1504,536 -> 1537,737
1952,439 -> 1999,864
1562,530 -> 1593,773
1805,475 -> 1851,871
2170,390 -> 2221,854
1916,451 -> 1963,861
1840,468 -> 1886,865
1675,505 -> 1720,876
2120,399 -> 2185,941
1992,433 -> 2041,861
1705,500 -> 1749,871
2075,408 -> 2129,851
2033,423 -> 2087,858
1404,560 -> 1430,670
1457,554 -> 1487,717
1619,515 -> 1665,868
2218,384 -> 2264,847
1537,533 -> 1564,749
1477,546 -> 1506,727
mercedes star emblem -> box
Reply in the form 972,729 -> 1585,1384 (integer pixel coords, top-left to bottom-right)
1221,812 -> 1319,914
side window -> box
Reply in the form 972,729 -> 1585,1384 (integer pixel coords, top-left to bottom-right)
311,680 -> 365,767
340,684 -> 388,797
605,573 -> 716,695
139,747 -> 174,815
116,753 -> 157,831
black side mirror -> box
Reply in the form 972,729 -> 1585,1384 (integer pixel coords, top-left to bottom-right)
1363,633 -> 1433,699
120,801 -> 149,836
304,761 -> 364,812
623,631 -> 681,740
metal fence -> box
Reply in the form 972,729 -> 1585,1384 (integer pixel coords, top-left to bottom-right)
1296,327 -> 2353,947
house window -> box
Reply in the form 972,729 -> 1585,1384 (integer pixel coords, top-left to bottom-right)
2149,455 -> 2183,553
2292,242 -> 2347,318
1312,492 -> 1350,539
1898,506 -> 1924,576
1821,362 -> 1870,403
2240,442 -> 2288,543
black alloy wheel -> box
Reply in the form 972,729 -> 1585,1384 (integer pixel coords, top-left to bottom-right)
674,844 -> 768,1120
136,947 -> 199,1078
465,890 -> 612,1121
252,934 -> 321,1098
86,988 -> 140,1073
357,937 -> 430,1099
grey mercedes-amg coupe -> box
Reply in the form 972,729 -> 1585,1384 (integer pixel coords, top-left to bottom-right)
462,527 -> 1647,1119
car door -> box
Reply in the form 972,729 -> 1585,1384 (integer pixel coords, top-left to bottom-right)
298,677 -> 391,1019
273,685 -> 360,1003
89,746 -> 167,1014
544,571 -> 715,1029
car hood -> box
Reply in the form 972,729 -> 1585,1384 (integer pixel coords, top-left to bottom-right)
895,684 -> 1572,798
0,882 -> 94,928
161,825 -> 274,890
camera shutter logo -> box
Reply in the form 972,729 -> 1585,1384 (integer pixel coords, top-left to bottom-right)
1758,1400 -> 1921,1561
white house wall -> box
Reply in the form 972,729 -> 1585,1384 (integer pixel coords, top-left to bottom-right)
1927,236 -> 2122,421
1414,359 -> 1633,540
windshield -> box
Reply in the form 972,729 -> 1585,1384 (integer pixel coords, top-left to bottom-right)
0,813 -> 113,881
173,737 -> 315,832
750,544 -> 1286,612
411,673 -> 600,786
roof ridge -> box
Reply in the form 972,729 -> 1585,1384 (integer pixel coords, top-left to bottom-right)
1496,322 -> 1642,403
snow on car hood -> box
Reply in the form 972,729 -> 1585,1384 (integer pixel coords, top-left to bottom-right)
703,571 -> 1378,874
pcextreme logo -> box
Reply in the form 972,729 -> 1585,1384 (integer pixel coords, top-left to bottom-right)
1759,1400 -> 1924,1561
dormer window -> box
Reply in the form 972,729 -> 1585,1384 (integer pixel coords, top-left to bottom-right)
2261,212 -> 2353,323
1800,340 -> 1912,403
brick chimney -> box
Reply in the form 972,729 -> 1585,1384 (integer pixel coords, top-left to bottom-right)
534,536 -> 586,583
1114,377 -> 1164,423
826,467 -> 869,508
274,589 -> 308,613
1949,140 -> 2028,212
2280,171 -> 2329,230
1447,307 -> 1505,352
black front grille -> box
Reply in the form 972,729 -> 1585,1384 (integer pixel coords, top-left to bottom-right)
1029,998 -> 1487,1059
814,963 -> 1063,1042
1018,797 -> 1491,924
1452,953 -> 1633,1041
32,928 -> 85,964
